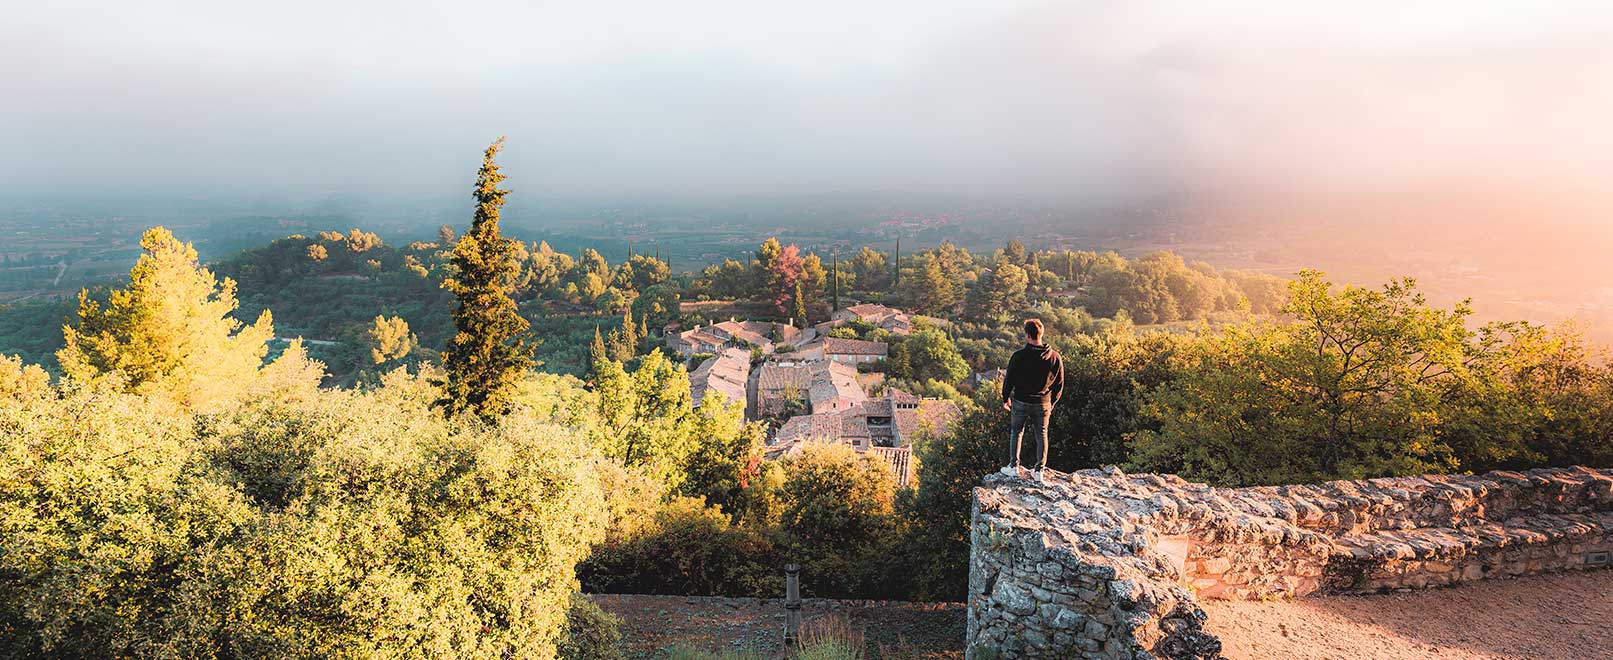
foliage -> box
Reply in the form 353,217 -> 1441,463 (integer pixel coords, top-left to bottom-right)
676,390 -> 765,515
0,369 -> 607,659
755,238 -> 806,316
780,445 -> 904,598
559,595 -> 624,660
578,496 -> 783,597
900,390 -> 1003,601
1128,271 -> 1613,485
0,353 -> 50,401
58,227 -> 275,410
592,350 -> 699,490
964,260 -> 1028,321
366,314 -> 416,365
1046,327 -> 1190,470
438,138 -> 536,422
886,321 -> 968,385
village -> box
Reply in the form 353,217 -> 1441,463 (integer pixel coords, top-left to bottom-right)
666,303 -> 967,487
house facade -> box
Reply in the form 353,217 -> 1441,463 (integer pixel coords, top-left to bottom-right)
666,319 -> 812,357
754,359 -> 865,418
766,389 -> 962,487
688,347 -> 750,409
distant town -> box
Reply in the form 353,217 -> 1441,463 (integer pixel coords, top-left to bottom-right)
676,303 -> 966,487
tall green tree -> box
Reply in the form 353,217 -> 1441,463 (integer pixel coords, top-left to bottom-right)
1129,271 -> 1477,485
58,226 -> 275,409
830,250 -> 841,310
888,321 -> 969,385
367,315 -> 415,365
892,237 -> 901,289
437,138 -> 534,421
965,260 -> 1029,320
791,281 -> 808,328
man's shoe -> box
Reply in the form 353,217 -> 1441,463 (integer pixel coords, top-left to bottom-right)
998,466 -> 1019,478
1032,469 -> 1044,484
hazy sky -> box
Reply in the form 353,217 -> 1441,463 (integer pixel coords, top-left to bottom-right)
4,0 -> 1610,208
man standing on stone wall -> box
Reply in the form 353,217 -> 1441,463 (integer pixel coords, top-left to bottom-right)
1000,318 -> 1063,483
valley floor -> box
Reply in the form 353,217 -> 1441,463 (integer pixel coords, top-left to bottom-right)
590,594 -> 965,658
595,568 -> 1613,659
1202,569 -> 1613,660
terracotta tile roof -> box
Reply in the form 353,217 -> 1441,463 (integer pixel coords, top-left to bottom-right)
844,303 -> 898,319
887,388 -> 921,407
869,446 -> 914,488
757,363 -> 813,392
773,412 -> 845,445
820,337 -> 888,356
759,360 -> 866,414
689,347 -> 750,408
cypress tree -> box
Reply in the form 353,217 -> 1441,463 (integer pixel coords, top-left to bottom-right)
589,324 -> 609,379
613,306 -> 638,361
792,281 -> 808,327
830,249 -> 840,311
437,137 -> 534,422
892,237 -> 901,291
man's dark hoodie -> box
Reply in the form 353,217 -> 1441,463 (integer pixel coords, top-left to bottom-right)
1002,343 -> 1064,406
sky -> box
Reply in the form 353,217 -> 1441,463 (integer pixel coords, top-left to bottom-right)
3,0 -> 1611,210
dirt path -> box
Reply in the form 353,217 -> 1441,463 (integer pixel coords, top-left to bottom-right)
590,595 -> 965,659
593,570 -> 1613,659
1202,570 -> 1613,660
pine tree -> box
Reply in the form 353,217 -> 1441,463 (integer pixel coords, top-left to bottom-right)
367,315 -> 415,365
437,138 -> 534,422
58,226 -> 275,409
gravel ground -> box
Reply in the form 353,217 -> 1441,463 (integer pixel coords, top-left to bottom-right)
592,569 -> 1613,659
1202,570 -> 1613,660
590,594 -> 965,659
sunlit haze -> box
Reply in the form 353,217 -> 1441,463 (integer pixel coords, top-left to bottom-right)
4,0 -> 1611,331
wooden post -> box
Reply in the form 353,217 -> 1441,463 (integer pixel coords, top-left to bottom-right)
784,563 -> 802,647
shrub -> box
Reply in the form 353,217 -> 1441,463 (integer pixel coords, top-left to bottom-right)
795,617 -> 865,660
779,445 -> 904,598
0,371 -> 606,659
579,497 -> 783,597
558,594 -> 623,660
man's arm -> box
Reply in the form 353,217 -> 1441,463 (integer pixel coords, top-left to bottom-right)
1001,352 -> 1018,403
1049,354 -> 1065,405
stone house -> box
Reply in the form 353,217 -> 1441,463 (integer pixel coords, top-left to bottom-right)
665,318 -> 809,357
688,347 -> 749,409
766,389 -> 962,487
792,337 -> 888,364
828,303 -> 949,336
754,359 -> 865,418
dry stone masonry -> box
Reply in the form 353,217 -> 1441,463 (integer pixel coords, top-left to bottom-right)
967,466 -> 1613,659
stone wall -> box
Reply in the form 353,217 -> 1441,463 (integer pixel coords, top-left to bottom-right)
966,466 -> 1613,659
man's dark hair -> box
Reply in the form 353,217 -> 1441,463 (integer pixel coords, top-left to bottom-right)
1023,318 -> 1043,341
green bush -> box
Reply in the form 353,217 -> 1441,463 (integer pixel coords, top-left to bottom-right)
0,370 -> 606,659
780,445 -> 905,599
558,594 -> 623,660
579,496 -> 783,597
794,617 -> 865,660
